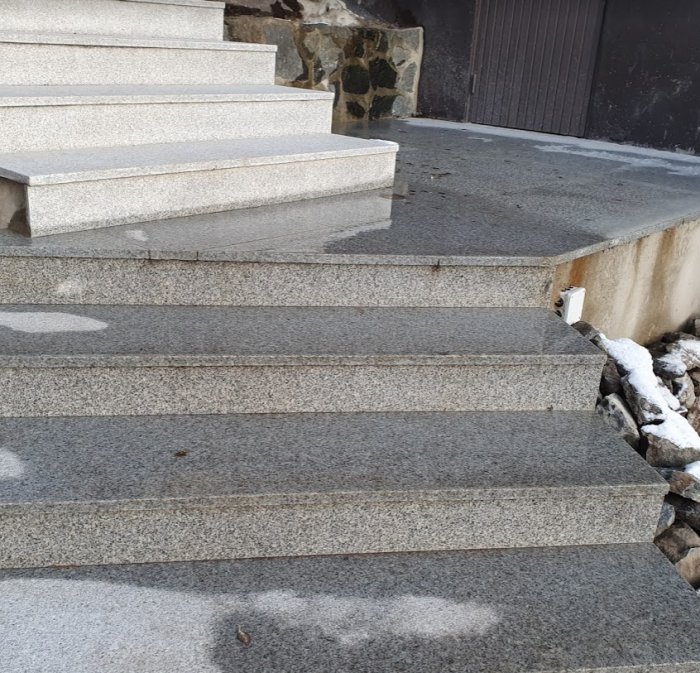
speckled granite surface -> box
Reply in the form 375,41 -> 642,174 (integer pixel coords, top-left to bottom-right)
0,411 -> 666,566
0,305 -> 601,359
2,544 -> 699,672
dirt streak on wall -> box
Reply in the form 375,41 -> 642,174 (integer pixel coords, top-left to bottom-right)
552,218 -> 700,344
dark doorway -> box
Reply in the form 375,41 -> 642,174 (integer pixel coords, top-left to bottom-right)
468,0 -> 605,136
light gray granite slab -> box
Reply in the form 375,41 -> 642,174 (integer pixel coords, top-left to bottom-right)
0,94 -> 333,153
0,0 -> 225,41
0,306 -> 604,415
0,84 -> 333,106
0,135 -> 395,185
0,411 -> 664,505
0,305 -> 602,361
2,118 -> 697,258
0,32 -> 273,51
3,138 -> 397,236
0,254 -> 552,308
0,37 -> 276,86
2,545 -> 700,672
0,361 -> 604,417
0,411 -> 665,566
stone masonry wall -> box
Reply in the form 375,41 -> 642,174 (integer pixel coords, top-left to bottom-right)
225,14 -> 423,122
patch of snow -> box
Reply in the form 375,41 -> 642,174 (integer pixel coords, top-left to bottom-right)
0,449 -> 24,480
467,136 -> 494,143
672,340 -> 700,368
600,336 -> 670,414
402,119 -> 700,165
655,352 -> 687,377
686,461 -> 700,480
0,579 -> 500,671
125,229 -> 148,242
0,311 -> 108,334
658,381 -> 682,411
534,145 -> 700,176
249,590 -> 499,646
643,412 -> 700,451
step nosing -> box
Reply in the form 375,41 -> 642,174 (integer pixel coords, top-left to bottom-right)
0,248 -> 555,267
0,31 -> 277,51
0,89 -> 334,107
0,483 -> 668,513
0,353 -> 606,368
0,137 -> 398,185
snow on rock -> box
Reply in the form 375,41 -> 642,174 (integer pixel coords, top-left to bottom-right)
653,352 -> 687,379
669,340 -> 700,371
598,334 -> 700,469
600,336 -> 669,424
643,412 -> 700,468
686,462 -> 700,480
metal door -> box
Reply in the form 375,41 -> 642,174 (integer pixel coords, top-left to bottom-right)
469,0 -> 605,136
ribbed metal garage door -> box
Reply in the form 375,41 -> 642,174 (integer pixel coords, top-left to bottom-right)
469,0 -> 605,136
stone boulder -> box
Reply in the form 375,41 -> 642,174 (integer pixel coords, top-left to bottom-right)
643,413 -> 700,467
596,393 -> 640,450
667,494 -> 700,532
655,522 -> 700,563
657,468 -> 700,503
655,500 -> 676,538
676,547 -> 700,587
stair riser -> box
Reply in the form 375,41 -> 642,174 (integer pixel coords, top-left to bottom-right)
0,0 -> 225,41
0,99 -> 332,153
0,363 -> 602,417
0,42 -> 275,86
5,153 -> 396,236
0,495 -> 662,569
0,257 -> 552,308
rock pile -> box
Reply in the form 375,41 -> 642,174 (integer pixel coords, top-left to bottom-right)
575,319 -> 700,590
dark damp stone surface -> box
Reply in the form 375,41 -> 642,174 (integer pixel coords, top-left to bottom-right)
344,36 -> 365,59
346,101 -> 366,118
270,0 -> 303,19
369,58 -> 398,89
369,94 -> 397,118
341,64 -> 371,94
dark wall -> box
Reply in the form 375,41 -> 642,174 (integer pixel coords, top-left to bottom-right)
356,0 -> 476,119
587,0 -> 700,153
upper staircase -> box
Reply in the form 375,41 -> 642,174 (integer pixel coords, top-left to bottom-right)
1,2 -> 700,672
0,0 -> 397,237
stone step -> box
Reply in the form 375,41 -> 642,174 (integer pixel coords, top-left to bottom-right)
0,32 -> 276,86
0,0 -> 226,42
0,135 -> 397,236
0,410 -> 665,568
3,544 -> 699,672
0,305 -> 604,417
0,189 -> 554,307
0,85 -> 333,153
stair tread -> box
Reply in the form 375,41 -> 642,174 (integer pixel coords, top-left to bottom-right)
0,410 -> 664,509
2,544 -> 698,672
0,84 -> 332,106
0,305 -> 604,366
0,30 -> 273,51
0,134 -> 396,185
123,0 -> 224,7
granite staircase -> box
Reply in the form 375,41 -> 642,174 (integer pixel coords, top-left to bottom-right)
2,2 -> 700,672
0,0 -> 397,237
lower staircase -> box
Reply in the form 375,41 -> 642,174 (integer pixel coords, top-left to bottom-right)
2,247 -> 700,671
1,1 -> 700,671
